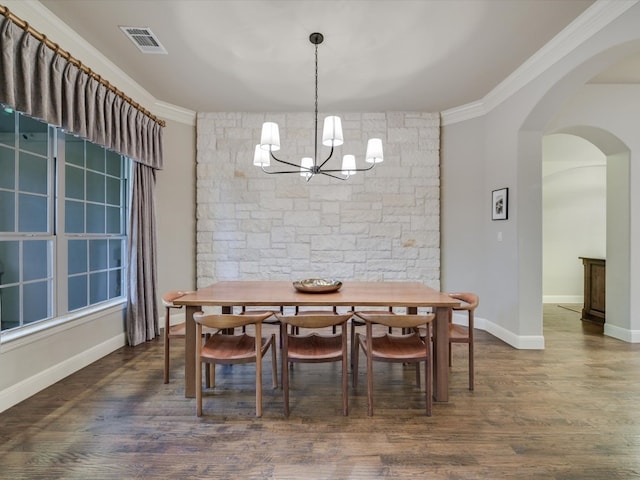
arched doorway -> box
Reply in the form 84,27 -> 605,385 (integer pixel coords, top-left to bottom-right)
541,128 -> 630,334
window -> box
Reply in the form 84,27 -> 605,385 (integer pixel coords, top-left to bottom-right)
0,106 -> 129,333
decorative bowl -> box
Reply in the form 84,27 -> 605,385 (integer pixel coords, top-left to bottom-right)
293,278 -> 342,293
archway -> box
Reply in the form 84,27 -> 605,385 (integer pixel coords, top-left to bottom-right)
541,127 -> 630,334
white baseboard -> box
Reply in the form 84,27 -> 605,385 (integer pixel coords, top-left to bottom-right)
0,333 -> 126,414
454,313 -> 545,349
543,295 -> 583,304
604,323 -> 640,343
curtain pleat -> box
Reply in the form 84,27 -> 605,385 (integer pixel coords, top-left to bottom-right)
1,14 -> 164,346
126,163 -> 159,346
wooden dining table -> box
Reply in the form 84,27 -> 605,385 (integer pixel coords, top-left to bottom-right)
173,281 -> 460,402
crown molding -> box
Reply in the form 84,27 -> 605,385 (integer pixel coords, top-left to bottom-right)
154,101 -> 197,126
442,0 -> 640,126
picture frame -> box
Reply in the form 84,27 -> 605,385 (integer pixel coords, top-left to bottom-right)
492,188 -> 508,220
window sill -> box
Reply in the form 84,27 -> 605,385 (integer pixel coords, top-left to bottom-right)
0,299 -> 127,352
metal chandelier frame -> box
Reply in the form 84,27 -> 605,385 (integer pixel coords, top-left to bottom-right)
255,32 -> 383,181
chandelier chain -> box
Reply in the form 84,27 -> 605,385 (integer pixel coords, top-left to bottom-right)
314,42 -> 319,169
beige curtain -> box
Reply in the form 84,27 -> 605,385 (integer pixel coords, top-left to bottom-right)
1,12 -> 162,345
126,164 -> 159,345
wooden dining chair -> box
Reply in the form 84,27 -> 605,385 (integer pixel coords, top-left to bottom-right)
275,313 -> 352,417
448,292 -> 479,391
353,312 -> 435,416
162,290 -> 199,384
239,305 -> 284,345
193,311 -> 278,417
292,305 -> 339,334
348,306 -> 394,369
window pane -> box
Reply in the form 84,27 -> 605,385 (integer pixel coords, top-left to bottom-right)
86,171 -> 105,203
89,239 -> 107,271
18,193 -> 48,232
106,177 -> 120,206
18,115 -> 48,156
86,204 -> 105,233
0,108 -> 16,146
23,280 -> 50,324
0,145 -> 15,189
23,240 -> 50,281
89,271 -> 108,304
68,240 -> 87,274
65,200 -> 85,233
0,240 -> 19,284
106,206 -> 121,234
18,152 -> 48,195
106,150 -> 121,177
65,134 -> 84,167
86,143 -> 105,172
108,239 -> 123,268
0,191 -> 15,232
108,269 -> 122,299
65,164 -> 84,200
0,285 -> 20,331
68,275 -> 88,311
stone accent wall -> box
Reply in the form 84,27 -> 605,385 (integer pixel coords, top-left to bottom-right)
195,111 -> 440,289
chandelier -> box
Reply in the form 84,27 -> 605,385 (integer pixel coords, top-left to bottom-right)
253,32 -> 384,181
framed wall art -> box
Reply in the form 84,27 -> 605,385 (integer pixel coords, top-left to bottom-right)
492,188 -> 508,220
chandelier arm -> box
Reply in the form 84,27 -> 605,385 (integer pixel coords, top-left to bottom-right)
319,170 -> 348,181
317,145 -> 335,169
261,166 -> 306,174
269,151 -> 307,170
318,163 -> 376,174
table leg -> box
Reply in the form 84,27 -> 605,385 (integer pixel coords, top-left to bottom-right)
184,305 -> 199,398
433,306 -> 450,402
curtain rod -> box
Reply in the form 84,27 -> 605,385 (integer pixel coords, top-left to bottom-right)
0,5 -> 166,128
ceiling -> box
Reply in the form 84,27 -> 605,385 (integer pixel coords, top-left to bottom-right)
35,0 -> 636,114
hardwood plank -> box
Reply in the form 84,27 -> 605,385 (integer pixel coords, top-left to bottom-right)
1,305 -> 639,479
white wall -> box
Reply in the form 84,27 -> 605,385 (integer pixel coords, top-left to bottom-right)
196,112 -> 441,288
156,118 -> 197,299
441,3 -> 640,347
542,133 -> 606,304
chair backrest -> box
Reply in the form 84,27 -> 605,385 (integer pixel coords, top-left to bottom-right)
449,292 -> 479,311
353,313 -> 434,330
276,313 -> 352,330
162,290 -> 192,308
193,312 -> 274,331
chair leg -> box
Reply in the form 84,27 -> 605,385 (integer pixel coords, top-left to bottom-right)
282,338 -> 290,417
207,363 -> 215,388
428,323 -> 433,415
196,361 -> 203,417
366,343 -> 374,417
163,335 -> 170,384
415,362 -> 421,389
270,334 -> 278,389
342,327 -> 348,416
352,334 -> 360,387
163,307 -> 170,384
425,358 -> 432,417
350,321 -> 356,369
469,340 -> 474,391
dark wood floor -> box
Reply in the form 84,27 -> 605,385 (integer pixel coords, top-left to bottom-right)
2,305 -> 639,479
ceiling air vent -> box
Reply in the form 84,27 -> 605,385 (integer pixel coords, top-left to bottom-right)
119,26 -> 167,54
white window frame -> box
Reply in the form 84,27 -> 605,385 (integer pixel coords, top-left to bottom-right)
0,107 -> 130,344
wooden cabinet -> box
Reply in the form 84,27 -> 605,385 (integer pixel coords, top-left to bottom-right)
579,257 -> 605,325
